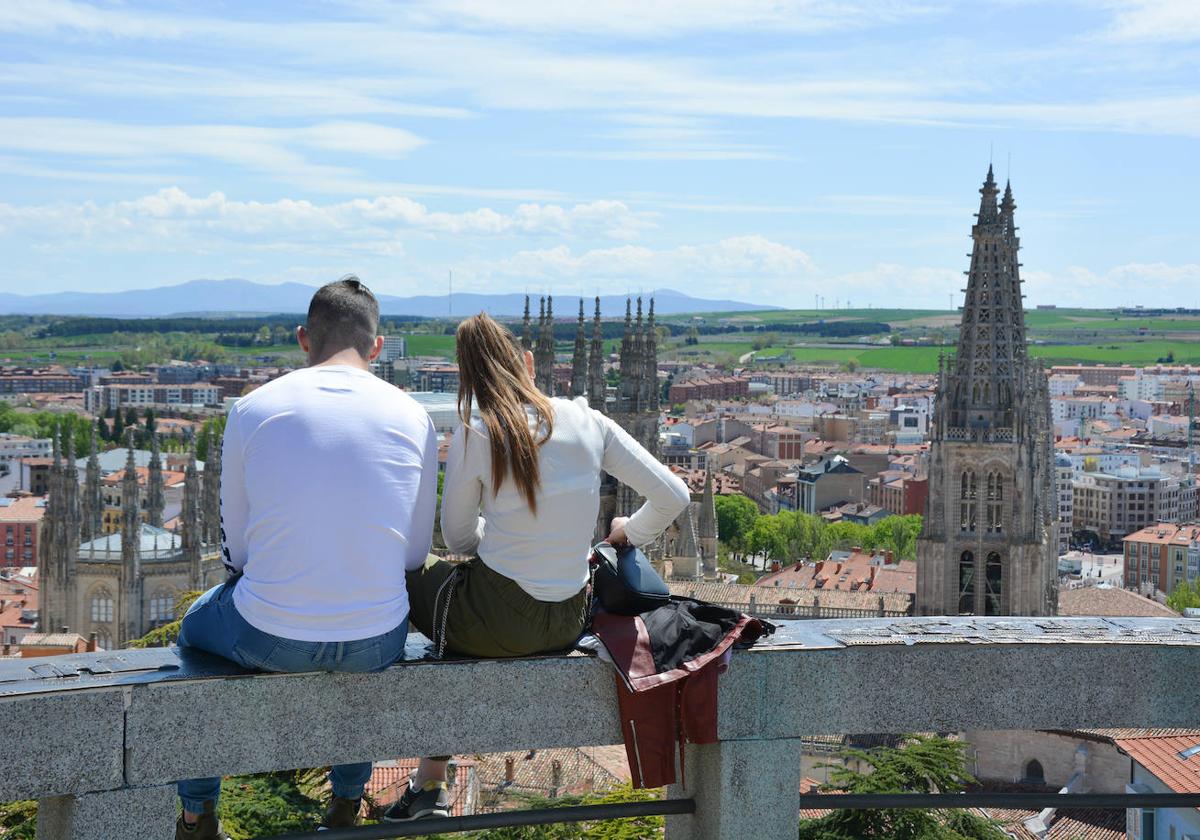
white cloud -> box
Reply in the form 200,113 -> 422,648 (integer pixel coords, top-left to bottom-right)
1023,262 -> 1200,307
1102,0 -> 1200,42
466,235 -> 815,299
0,188 -> 655,250
0,118 -> 425,164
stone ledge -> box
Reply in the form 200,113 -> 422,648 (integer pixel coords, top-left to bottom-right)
125,655 -> 623,785
0,689 -> 126,801
3,617 -> 1200,803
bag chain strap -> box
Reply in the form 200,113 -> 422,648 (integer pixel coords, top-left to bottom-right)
432,565 -> 461,660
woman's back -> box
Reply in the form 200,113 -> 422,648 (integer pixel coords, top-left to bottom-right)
440,396 -> 688,601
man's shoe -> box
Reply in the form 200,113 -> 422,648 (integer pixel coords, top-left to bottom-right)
175,801 -> 230,840
318,795 -> 362,830
382,780 -> 451,821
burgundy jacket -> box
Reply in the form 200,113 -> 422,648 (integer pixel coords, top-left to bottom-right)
590,599 -> 770,788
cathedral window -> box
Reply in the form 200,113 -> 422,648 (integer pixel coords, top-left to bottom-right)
958,551 -> 976,615
984,552 -> 1003,615
94,629 -> 112,651
986,472 -> 1004,533
959,471 -> 978,532
150,590 -> 176,624
90,587 -> 114,623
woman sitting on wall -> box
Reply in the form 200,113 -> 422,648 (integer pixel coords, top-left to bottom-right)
386,312 -> 689,822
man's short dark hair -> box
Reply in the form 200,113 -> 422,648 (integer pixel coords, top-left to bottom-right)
305,275 -> 380,360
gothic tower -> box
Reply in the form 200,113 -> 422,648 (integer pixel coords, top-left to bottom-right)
202,428 -> 222,547
119,432 -> 143,645
669,505 -> 702,581
181,440 -> 203,591
81,421 -> 102,542
535,295 -> 555,395
915,167 -> 1058,616
588,296 -> 606,412
37,428 -> 78,633
570,298 -> 588,398
521,294 -> 533,354
146,433 -> 165,528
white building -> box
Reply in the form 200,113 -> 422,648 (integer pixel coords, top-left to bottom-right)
0,434 -> 51,474
1055,454 -> 1074,555
380,336 -> 407,362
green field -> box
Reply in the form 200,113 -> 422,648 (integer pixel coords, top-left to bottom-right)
404,334 -> 456,359
666,338 -> 1200,374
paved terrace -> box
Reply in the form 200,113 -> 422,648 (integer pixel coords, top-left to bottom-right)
4,616 -> 1200,839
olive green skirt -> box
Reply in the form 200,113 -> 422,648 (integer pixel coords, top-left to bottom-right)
406,555 -> 588,659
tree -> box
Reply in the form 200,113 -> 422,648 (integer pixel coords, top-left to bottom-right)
715,494 -> 759,560
1167,580 -> 1200,613
144,408 -> 157,436
124,407 -> 139,428
798,735 -> 1007,840
747,516 -> 788,564
112,408 -> 125,441
867,515 -> 922,561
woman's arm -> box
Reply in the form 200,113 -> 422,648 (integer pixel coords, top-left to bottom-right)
439,423 -> 486,555
596,411 -> 690,546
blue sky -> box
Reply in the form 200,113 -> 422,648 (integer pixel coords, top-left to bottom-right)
0,0 -> 1197,308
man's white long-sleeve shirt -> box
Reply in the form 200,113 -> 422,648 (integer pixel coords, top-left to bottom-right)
221,364 -> 438,642
440,396 -> 690,601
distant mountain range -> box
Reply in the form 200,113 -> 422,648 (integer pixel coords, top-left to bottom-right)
0,279 -> 778,318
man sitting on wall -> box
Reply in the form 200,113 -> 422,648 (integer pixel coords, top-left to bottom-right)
174,276 -> 439,838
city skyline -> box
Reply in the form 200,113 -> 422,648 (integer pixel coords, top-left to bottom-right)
0,1 -> 1197,308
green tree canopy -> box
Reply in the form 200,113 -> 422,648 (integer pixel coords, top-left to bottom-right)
799,735 -> 1007,840
1167,580 -> 1200,613
714,494 -> 759,558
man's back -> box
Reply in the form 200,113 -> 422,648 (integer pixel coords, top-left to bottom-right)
220,364 -> 438,642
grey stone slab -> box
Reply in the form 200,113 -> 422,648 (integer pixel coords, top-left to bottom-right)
665,738 -> 802,840
125,656 -> 624,786
37,785 -> 176,840
755,642 -> 1200,736
0,689 -> 126,801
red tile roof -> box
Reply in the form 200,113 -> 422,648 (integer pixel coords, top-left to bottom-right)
1115,731 -> 1200,793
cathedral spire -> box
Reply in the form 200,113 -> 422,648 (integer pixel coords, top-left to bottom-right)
642,297 -> 658,411
146,433 -> 165,528
915,167 -> 1056,618
201,426 -> 222,546
535,294 -> 556,394
181,438 -> 202,590
521,294 -> 532,353
945,167 -> 1028,429
588,296 -> 606,412
120,428 -> 143,645
570,298 -> 588,398
82,421 -> 102,542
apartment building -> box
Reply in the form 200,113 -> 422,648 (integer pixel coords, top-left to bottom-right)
415,364 -> 460,393
1055,454 -> 1074,555
0,367 -> 83,395
668,376 -> 750,403
1072,466 -> 1192,542
1123,522 -> 1200,595
84,383 -> 221,411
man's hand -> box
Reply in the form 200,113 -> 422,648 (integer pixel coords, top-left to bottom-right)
606,516 -> 631,547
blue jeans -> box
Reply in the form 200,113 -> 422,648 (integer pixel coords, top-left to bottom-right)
176,578 -> 408,813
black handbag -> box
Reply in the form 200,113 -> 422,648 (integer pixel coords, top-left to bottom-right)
590,542 -> 670,616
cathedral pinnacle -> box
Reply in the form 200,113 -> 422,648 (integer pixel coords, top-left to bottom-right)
571,298 -> 588,398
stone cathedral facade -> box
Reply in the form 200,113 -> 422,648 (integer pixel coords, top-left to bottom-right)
915,167 -> 1058,616
522,294 -> 716,572
38,427 -> 224,648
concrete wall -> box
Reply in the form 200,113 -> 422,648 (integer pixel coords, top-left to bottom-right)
6,616 -> 1200,840
965,729 -> 1130,792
